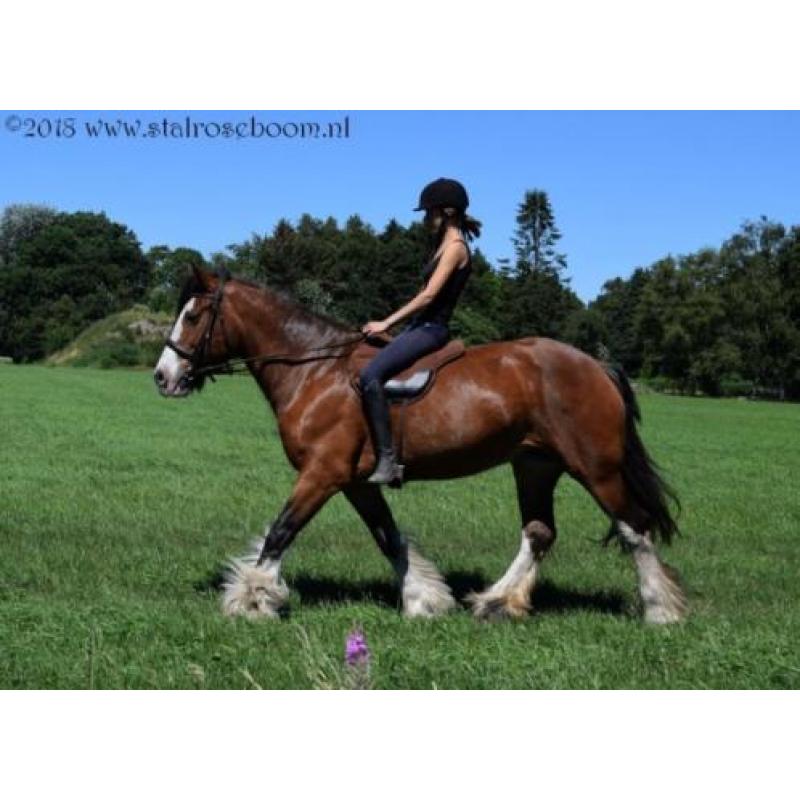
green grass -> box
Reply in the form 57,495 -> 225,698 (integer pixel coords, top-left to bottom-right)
1,365 -> 799,688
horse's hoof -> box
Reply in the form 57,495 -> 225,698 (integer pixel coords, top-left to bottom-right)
466,590 -> 530,621
401,545 -> 456,617
221,558 -> 289,619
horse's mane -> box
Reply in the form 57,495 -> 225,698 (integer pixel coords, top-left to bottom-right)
175,271 -> 354,346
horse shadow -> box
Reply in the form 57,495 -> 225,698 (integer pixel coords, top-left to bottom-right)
447,571 -> 626,617
194,566 -> 626,617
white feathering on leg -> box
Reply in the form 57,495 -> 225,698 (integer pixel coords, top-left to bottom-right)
221,536 -> 289,619
466,528 -> 539,620
399,541 -> 456,618
618,522 -> 687,624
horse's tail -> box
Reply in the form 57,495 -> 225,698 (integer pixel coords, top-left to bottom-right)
603,363 -> 681,544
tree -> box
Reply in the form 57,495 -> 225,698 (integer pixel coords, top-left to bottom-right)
216,213 -> 503,341
634,254 -> 733,392
593,218 -> 800,397
511,190 -> 567,277
776,226 -> 800,397
502,268 -> 582,339
718,217 -> 797,396
562,307 -> 609,358
590,268 -> 651,373
457,248 -> 504,341
0,204 -> 58,267
502,189 -> 580,340
0,210 -> 149,361
146,245 -> 205,312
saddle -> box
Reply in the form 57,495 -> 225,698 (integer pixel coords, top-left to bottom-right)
349,335 -> 466,403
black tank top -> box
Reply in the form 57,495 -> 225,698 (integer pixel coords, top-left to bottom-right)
410,239 -> 472,327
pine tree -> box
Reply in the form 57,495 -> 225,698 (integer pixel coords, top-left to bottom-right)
512,190 -> 566,277
503,189 -> 579,339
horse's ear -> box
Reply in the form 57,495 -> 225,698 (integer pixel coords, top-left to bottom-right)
190,264 -> 214,290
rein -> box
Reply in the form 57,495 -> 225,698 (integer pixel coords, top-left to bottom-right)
164,274 -> 367,384
191,334 -> 367,379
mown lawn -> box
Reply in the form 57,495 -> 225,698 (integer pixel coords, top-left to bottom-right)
1,365 -> 798,688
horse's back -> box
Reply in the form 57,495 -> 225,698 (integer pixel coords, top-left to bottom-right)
457,335 -> 614,392
450,335 -> 626,454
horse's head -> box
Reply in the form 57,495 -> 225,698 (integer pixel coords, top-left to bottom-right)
154,265 -> 233,397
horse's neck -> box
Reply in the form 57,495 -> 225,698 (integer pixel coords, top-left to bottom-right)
234,285 -> 346,413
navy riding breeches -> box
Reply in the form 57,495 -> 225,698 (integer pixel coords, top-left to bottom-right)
359,321 -> 450,389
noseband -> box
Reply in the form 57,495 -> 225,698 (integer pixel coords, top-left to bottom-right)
163,272 -> 366,385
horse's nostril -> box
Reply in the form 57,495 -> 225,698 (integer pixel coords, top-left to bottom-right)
154,369 -> 166,386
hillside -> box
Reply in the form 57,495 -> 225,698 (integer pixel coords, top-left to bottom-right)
46,305 -> 172,368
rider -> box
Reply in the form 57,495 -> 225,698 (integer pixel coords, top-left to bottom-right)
359,177 -> 482,486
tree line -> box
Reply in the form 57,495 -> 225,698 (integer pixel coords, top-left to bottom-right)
1,196 -> 798,399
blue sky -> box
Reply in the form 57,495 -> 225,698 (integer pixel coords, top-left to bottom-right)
2,110 -> 798,302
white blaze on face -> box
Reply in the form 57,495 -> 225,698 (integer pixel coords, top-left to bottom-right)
154,298 -> 195,395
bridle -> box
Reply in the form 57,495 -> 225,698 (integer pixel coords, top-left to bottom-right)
164,275 -> 227,382
164,272 -> 367,387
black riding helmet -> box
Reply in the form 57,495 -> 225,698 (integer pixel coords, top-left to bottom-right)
413,178 -> 469,212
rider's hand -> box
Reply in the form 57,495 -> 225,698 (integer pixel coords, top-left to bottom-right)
362,320 -> 389,336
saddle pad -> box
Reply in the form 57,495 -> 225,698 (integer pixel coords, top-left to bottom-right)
349,338 -> 466,397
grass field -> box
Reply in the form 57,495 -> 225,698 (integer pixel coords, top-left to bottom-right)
2,365 -> 799,689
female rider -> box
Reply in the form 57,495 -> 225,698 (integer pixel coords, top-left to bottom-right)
360,177 -> 482,486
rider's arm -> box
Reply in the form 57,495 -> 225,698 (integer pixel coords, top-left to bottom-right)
380,243 -> 466,329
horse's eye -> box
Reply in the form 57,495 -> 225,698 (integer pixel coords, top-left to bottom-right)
185,311 -> 200,324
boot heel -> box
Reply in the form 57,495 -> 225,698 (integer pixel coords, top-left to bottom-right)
389,464 -> 404,489
374,466 -> 404,489
366,453 -> 404,486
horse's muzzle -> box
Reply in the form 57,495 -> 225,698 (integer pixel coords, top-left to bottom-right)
154,368 -> 193,397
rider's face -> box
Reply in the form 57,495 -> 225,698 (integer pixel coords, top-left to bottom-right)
424,208 -> 443,232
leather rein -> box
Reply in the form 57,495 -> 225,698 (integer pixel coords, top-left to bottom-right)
163,274 -> 367,385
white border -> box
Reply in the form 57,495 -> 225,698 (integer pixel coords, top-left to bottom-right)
2,1 -> 797,796
1,691 -> 796,799
2,1 -> 800,108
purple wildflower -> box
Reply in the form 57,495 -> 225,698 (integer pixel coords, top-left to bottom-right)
344,628 -> 370,667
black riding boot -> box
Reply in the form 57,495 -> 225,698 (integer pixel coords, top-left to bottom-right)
361,378 -> 404,487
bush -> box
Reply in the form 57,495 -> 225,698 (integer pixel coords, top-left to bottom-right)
450,305 -> 501,345
73,340 -> 142,369
638,375 -> 677,394
718,378 -> 755,398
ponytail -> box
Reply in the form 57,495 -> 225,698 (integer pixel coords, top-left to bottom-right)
427,206 -> 482,257
460,213 -> 482,241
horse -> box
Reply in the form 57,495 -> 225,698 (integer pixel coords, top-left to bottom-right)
153,266 -> 687,624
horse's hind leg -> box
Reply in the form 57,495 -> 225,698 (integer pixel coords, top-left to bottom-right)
467,450 -> 563,620
343,483 -> 456,618
589,473 -> 687,624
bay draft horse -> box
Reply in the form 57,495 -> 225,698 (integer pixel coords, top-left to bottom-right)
154,266 -> 687,624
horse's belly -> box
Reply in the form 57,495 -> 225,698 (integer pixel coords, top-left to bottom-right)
404,440 -> 520,480
398,390 -> 527,479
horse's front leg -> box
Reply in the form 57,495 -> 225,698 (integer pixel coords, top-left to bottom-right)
222,464 -> 343,619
